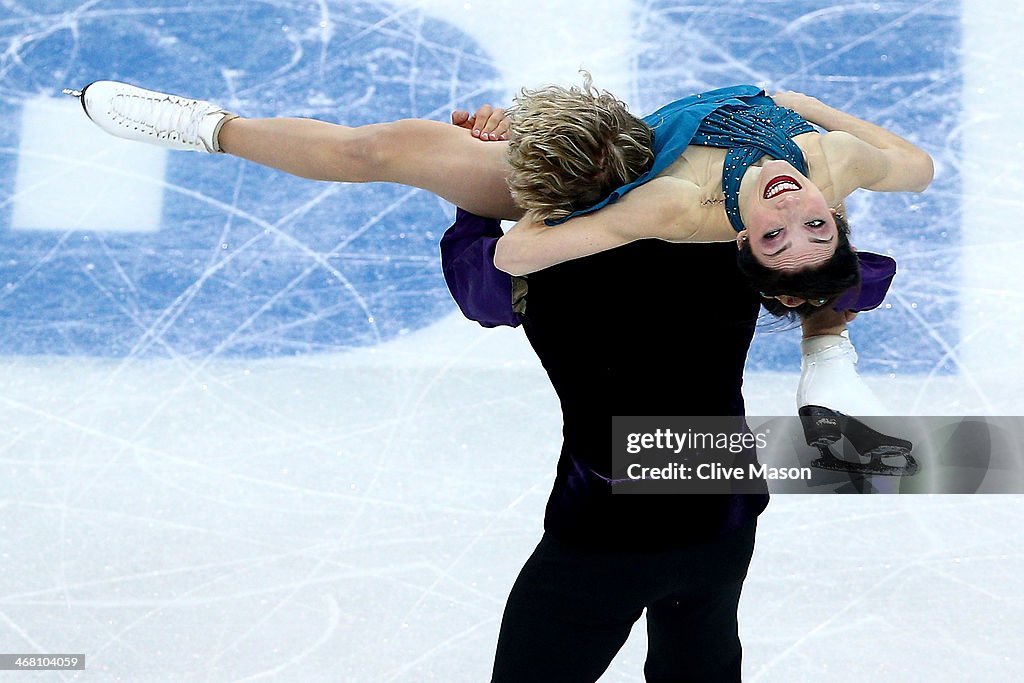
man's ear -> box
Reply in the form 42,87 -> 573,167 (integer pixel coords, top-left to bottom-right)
735,230 -> 748,250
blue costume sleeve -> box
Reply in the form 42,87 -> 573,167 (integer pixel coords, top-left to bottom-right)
439,208 -> 521,328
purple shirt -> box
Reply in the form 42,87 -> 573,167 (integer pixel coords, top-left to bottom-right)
439,208 -> 521,327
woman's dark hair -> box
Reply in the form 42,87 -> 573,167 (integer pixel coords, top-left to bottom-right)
736,212 -> 860,319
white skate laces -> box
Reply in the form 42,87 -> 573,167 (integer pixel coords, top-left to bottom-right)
797,330 -> 892,417
65,81 -> 237,153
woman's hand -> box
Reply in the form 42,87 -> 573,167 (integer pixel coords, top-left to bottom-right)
771,91 -> 825,118
450,104 -> 510,140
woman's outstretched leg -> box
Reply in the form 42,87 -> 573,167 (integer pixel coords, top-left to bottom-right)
69,81 -> 521,220
218,117 -> 520,219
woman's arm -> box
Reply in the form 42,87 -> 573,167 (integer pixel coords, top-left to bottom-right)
493,176 -> 704,276
773,91 -> 934,193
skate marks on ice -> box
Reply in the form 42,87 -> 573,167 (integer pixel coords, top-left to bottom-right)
745,495 -> 1024,682
0,0 -> 963,376
0,356 -> 561,681
0,1 -> 1021,682
0,1 -> 502,357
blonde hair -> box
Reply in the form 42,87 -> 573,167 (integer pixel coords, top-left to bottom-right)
505,72 -> 654,221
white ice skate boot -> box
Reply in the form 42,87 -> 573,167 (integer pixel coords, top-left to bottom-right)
797,331 -> 917,476
63,81 -> 237,153
797,330 -> 891,417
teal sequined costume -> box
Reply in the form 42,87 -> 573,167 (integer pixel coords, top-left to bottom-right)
555,85 -> 814,232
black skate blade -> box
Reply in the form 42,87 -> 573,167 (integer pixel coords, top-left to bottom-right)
63,83 -> 95,120
810,446 -> 919,477
862,444 -> 912,458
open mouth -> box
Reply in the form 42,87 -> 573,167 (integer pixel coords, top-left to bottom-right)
763,175 -> 802,199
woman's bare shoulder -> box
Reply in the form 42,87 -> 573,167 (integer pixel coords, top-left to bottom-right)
818,130 -> 863,157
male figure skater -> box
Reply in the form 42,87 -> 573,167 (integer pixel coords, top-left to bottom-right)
65,80 -> 891,680
442,200 -> 891,681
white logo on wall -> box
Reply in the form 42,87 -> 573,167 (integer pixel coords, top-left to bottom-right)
13,97 -> 166,234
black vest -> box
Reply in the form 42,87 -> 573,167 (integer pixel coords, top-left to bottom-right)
520,239 -> 768,548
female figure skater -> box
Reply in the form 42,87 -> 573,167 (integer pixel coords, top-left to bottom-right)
66,75 -> 932,316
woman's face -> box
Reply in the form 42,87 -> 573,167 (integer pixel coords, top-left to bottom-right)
737,160 -> 838,272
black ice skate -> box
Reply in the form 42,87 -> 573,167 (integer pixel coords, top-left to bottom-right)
799,405 -> 919,477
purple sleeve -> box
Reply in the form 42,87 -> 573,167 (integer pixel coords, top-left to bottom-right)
439,208 -> 521,328
834,251 -> 897,312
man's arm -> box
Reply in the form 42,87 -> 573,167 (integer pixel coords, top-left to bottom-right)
440,208 -> 521,328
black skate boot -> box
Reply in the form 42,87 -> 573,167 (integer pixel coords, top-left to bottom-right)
799,405 -> 919,477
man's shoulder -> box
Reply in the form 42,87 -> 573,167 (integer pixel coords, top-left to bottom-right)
529,239 -> 743,286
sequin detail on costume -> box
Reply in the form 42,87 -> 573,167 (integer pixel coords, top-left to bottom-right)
691,104 -> 815,233
551,85 -> 814,232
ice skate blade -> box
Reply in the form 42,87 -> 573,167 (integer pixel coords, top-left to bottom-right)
865,444 -> 912,458
62,88 -> 82,98
810,446 -> 920,477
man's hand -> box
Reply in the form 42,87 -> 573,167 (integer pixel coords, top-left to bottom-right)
451,104 -> 510,140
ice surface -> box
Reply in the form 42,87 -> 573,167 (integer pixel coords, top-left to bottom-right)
0,1 -> 1022,681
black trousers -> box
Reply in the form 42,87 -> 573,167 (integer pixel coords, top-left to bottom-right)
491,522 -> 757,683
